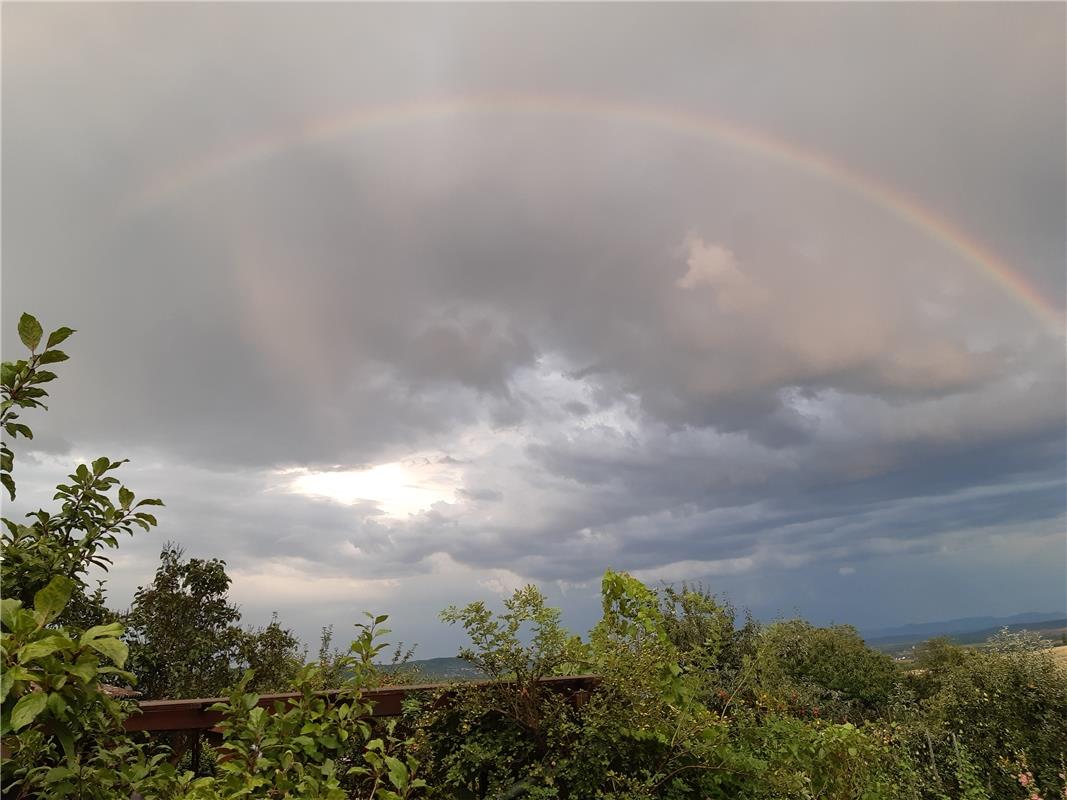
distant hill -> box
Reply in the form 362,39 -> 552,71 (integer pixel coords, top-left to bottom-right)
380,656 -> 484,682
863,611 -> 1065,641
866,616 -> 1067,657
380,614 -> 1067,674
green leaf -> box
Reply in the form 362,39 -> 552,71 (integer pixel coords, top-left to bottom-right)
385,755 -> 409,789
46,327 -> 76,349
96,667 -> 134,684
10,691 -> 47,730
87,636 -> 129,668
38,349 -> 69,364
1,671 -> 14,702
2,473 -> 15,501
46,762 -> 74,782
1,598 -> 22,630
7,423 -> 33,439
33,576 -> 75,624
68,657 -> 98,684
92,456 -> 110,475
18,314 -> 43,351
119,486 -> 134,509
3,666 -> 38,683
19,635 -> 72,662
80,622 -> 125,645
46,692 -> 68,717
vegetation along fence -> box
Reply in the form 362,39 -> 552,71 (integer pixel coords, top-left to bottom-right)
124,675 -> 601,773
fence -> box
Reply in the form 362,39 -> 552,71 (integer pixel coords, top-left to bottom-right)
123,674 -> 601,773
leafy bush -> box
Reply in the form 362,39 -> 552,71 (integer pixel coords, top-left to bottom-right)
897,629 -> 1067,798
1,316 -> 174,799
125,544 -> 303,699
755,620 -> 900,721
178,615 -> 402,799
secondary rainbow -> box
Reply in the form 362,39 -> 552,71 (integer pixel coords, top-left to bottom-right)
123,93 -> 1065,336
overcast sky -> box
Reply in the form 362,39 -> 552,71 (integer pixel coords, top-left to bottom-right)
3,4 -> 1065,657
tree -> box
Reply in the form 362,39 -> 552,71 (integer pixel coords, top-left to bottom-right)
237,613 -> 304,694
125,544 -> 244,699
1,314 -> 175,799
756,619 -> 899,717
1,316 -> 163,615
125,544 -> 302,699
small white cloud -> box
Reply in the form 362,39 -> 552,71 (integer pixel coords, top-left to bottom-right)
838,566 -> 856,576
675,235 -> 767,312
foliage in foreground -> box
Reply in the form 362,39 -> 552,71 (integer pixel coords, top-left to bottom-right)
2,313 -> 1066,800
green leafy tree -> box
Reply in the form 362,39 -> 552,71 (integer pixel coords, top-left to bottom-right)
901,632 -> 1067,797
442,585 -> 588,684
238,613 -> 304,694
2,314 -> 163,616
0,576 -> 182,799
125,544 -> 301,699
59,581 -> 121,633
658,583 -> 737,670
1,315 -> 175,799
908,636 -> 969,700
422,575 -> 761,799
755,620 -> 899,719
657,583 -> 762,697
125,544 -> 244,699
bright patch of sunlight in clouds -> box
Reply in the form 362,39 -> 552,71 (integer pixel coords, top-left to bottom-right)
284,462 -> 458,518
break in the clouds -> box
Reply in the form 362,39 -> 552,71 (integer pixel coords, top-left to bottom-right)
3,4 -> 1065,653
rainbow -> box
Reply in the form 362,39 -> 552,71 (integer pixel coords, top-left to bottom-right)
123,93 -> 1065,335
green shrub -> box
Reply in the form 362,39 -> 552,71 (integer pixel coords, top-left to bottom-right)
900,630 -> 1067,798
755,620 -> 900,721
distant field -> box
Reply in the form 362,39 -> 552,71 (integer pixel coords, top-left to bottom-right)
1050,645 -> 1067,668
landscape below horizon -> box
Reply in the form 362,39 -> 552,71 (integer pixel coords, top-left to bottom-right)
393,611 -> 1067,673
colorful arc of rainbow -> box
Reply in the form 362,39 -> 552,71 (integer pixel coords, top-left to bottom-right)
126,93 -> 1065,336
